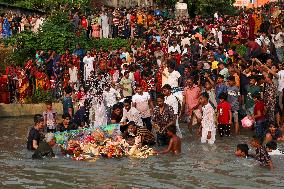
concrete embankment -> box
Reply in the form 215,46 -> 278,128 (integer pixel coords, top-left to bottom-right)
0,103 -> 63,117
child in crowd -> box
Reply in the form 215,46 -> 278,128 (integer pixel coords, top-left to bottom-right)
263,122 -> 284,144
250,135 -> 273,169
215,74 -> 228,104
217,92 -> 232,137
227,76 -> 240,134
42,101 -> 57,133
235,144 -> 249,158
160,125 -> 181,155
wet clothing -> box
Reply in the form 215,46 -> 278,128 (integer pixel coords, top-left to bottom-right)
255,146 -> 271,167
27,127 -> 43,151
32,141 -> 55,159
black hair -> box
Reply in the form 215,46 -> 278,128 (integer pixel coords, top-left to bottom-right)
127,121 -> 137,127
167,124 -> 177,134
266,141 -> 277,150
217,74 -> 224,79
252,93 -> 261,100
237,144 -> 249,156
62,113 -> 71,119
252,135 -> 261,144
162,84 -> 172,91
201,92 -> 209,99
124,98 -> 132,105
218,92 -> 228,100
34,114 -> 44,123
45,100 -> 52,105
156,93 -> 165,100
65,86 -> 73,94
228,76 -> 235,82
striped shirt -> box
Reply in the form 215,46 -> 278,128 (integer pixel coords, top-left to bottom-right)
137,127 -> 155,145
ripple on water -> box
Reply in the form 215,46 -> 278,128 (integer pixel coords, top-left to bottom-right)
1,117 -> 284,188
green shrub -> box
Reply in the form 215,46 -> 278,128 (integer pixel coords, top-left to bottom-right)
26,88 -> 54,104
4,11 -> 133,66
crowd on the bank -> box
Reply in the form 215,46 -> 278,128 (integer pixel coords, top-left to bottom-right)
5,2 -> 284,167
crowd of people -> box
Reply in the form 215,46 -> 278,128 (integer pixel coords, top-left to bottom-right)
4,2 -> 284,168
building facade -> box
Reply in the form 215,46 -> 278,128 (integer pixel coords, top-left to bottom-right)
234,0 -> 278,8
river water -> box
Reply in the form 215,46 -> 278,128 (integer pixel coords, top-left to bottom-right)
1,117 -> 284,189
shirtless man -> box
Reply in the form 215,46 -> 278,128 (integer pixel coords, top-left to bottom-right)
160,125 -> 181,155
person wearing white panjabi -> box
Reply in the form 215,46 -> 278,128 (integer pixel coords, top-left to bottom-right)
99,11 -> 109,38
162,84 -> 183,138
199,92 -> 216,145
83,51 -> 94,82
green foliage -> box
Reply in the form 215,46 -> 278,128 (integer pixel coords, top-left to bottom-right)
235,44 -> 247,57
4,11 -> 132,66
156,0 -> 237,17
25,88 -> 53,103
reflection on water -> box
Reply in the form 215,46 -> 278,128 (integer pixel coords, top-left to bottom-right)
0,117 -> 284,189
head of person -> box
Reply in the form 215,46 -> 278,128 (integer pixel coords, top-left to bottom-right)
186,77 -> 194,88
167,124 -> 177,137
79,85 -> 85,92
124,71 -> 129,79
218,62 -> 225,70
45,100 -> 52,110
252,93 -> 261,102
235,144 -> 249,157
199,92 -> 209,106
156,93 -> 165,107
250,135 -> 261,148
162,84 -> 172,96
218,92 -> 228,102
65,86 -> 73,96
127,121 -> 138,135
227,76 -> 236,87
112,104 -> 122,115
268,122 -> 278,133
265,73 -> 273,84
34,114 -> 44,129
266,141 -> 277,153
167,63 -> 175,73
216,74 -> 224,83
123,98 -> 132,111
135,84 -> 143,95
205,81 -> 212,90
45,133 -> 56,147
62,113 -> 71,126
249,76 -> 257,86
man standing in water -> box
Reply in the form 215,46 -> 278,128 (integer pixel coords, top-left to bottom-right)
27,114 -> 45,150
152,94 -> 176,146
198,92 -> 216,145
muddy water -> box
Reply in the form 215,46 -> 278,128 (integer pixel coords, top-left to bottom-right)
0,117 -> 284,189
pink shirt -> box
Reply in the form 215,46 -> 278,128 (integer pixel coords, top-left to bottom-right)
183,85 -> 201,112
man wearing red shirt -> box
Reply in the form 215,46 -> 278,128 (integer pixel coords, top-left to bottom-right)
217,92 -> 232,137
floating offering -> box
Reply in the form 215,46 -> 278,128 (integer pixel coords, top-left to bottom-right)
55,124 -> 155,161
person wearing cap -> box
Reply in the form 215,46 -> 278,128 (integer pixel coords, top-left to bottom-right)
32,133 -> 56,159
27,114 -> 45,150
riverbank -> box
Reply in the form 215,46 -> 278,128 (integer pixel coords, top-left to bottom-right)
0,103 -> 62,117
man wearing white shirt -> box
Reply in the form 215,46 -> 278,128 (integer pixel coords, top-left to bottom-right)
168,41 -> 181,54
162,84 -> 182,138
83,51 -> 94,82
99,11 -> 109,38
277,68 -> 284,112
132,85 -> 154,131
120,98 -> 144,132
273,27 -> 284,62
103,85 -> 121,123
199,92 -> 216,145
163,64 -> 181,88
